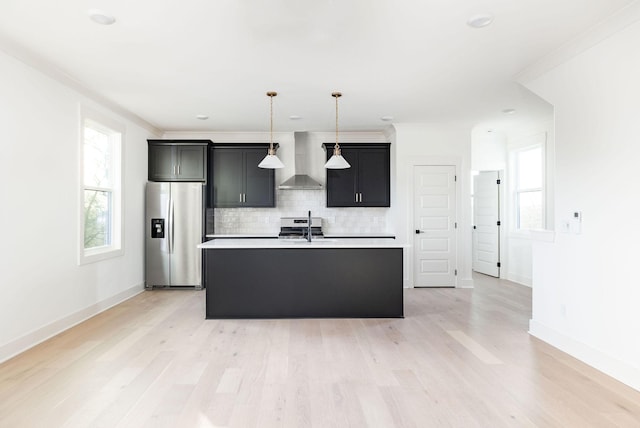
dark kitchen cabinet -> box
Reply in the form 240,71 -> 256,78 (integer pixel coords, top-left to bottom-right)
211,145 -> 275,208
324,143 -> 390,207
148,140 -> 210,182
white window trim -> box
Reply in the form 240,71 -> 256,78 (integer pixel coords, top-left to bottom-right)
78,106 -> 125,265
507,133 -> 547,235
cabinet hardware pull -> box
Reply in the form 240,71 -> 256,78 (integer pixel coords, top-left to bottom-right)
359,193 -> 363,202
239,193 -> 242,203
355,193 -> 358,202
177,164 -> 180,175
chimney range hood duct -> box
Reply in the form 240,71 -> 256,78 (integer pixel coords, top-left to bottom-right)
278,132 -> 324,190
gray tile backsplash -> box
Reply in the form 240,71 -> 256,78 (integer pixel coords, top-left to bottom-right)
214,189 -> 388,235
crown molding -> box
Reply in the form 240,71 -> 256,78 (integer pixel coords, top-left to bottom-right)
516,1 -> 640,85
0,35 -> 163,136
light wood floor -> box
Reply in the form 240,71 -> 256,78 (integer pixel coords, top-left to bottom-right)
1,275 -> 640,427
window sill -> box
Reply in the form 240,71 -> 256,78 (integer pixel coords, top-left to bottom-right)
78,247 -> 124,265
508,230 -> 533,240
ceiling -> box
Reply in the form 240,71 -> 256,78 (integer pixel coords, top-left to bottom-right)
0,0 -> 634,133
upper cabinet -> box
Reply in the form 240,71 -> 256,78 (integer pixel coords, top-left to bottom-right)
210,145 -> 275,208
324,143 -> 390,207
148,140 -> 210,182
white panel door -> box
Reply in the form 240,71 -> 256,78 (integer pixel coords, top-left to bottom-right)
413,165 -> 456,287
473,171 -> 500,277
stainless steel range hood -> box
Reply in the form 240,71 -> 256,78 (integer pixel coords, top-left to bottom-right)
278,132 -> 324,190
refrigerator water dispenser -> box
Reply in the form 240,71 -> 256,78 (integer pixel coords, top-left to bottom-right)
151,218 -> 165,238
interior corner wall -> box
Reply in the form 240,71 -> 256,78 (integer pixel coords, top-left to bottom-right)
392,123 -> 472,288
524,19 -> 640,390
0,48 -> 156,362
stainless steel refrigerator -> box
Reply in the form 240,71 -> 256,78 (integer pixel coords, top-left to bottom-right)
145,182 -> 204,289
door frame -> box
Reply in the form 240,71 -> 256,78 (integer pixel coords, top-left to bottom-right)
404,156 -> 469,289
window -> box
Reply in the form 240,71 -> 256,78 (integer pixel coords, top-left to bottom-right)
515,146 -> 544,230
80,110 -> 123,264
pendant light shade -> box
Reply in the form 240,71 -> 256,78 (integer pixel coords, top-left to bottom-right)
258,152 -> 284,168
324,151 -> 351,169
259,91 -> 284,169
324,91 -> 351,169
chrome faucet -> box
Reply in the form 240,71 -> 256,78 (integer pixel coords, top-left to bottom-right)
307,210 -> 312,242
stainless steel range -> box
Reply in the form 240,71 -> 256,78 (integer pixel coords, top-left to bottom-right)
278,216 -> 323,239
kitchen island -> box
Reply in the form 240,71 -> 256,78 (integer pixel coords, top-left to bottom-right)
198,239 -> 404,319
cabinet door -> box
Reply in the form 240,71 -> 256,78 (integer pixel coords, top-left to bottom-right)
175,146 -> 206,181
212,149 -> 244,207
244,149 -> 275,207
148,145 -> 175,181
357,148 -> 390,207
326,148 -> 358,207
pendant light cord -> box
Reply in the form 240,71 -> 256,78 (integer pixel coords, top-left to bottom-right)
335,94 -> 339,150
266,91 -> 277,155
332,92 -> 342,154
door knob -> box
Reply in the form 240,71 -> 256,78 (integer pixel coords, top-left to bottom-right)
415,229 -> 424,234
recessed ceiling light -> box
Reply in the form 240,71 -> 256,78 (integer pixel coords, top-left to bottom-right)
467,14 -> 493,28
502,108 -> 516,115
196,115 -> 209,120
380,116 -> 394,122
289,115 -> 302,120
88,9 -> 116,25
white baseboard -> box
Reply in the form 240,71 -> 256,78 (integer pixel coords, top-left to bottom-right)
529,319 -> 640,392
507,273 -> 532,287
0,283 -> 144,364
458,278 -> 474,288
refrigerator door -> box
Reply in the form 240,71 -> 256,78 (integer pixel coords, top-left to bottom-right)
146,182 -> 171,287
170,182 -> 203,287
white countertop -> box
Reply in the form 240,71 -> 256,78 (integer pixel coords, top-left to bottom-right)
324,233 -> 395,238
205,234 -> 277,239
199,238 -> 405,249
206,233 -> 395,239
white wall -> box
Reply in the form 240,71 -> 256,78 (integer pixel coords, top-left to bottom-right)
0,48 -> 156,362
525,19 -> 640,390
471,129 -> 507,172
392,123 -> 473,288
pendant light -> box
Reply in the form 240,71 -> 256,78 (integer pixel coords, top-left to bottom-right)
258,91 -> 285,169
324,91 -> 351,169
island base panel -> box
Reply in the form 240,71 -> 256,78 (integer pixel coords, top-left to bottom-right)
205,248 -> 403,318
